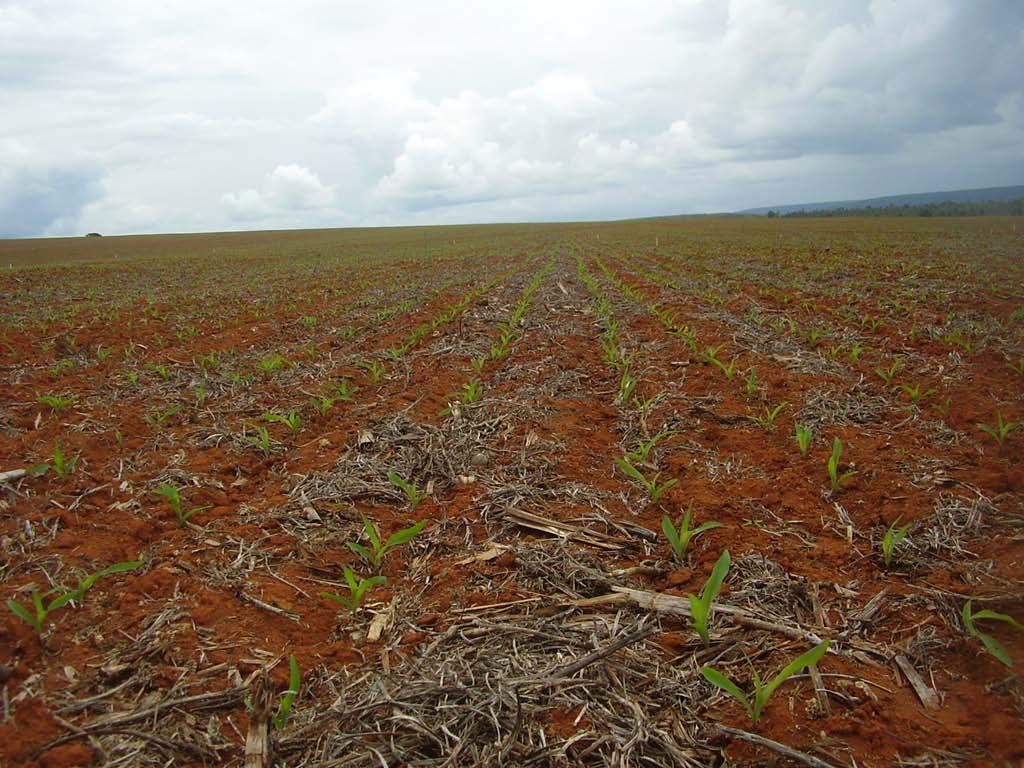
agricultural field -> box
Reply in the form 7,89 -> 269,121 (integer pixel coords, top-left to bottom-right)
1,217 -> 1022,768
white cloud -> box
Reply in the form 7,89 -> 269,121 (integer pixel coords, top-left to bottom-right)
1,0 -> 1022,235
223,164 -> 336,221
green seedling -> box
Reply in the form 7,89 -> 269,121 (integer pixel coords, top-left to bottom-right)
334,378 -> 359,401
827,437 -> 855,491
35,441 -> 78,480
357,359 -> 386,384
701,640 -> 830,722
662,505 -> 723,563
977,412 -> 1017,448
688,549 -> 730,642
881,516 -> 912,567
155,483 -> 209,526
272,655 -> 302,730
96,345 -> 112,363
710,356 -> 739,380
701,343 -> 725,365
849,343 -> 864,363
264,410 -> 303,432
258,354 -> 286,373
749,401 -> 787,430
310,395 -> 336,416
454,378 -> 484,405
794,424 -> 812,455
346,515 -> 427,569
145,404 -> 181,429
962,599 -> 1023,667
898,382 -> 937,406
387,472 -> 428,507
615,457 -> 677,503
626,429 -> 675,465
246,425 -> 273,456
616,367 -> 639,405
125,370 -> 139,386
301,315 -> 317,328
321,567 -> 387,614
37,394 -> 76,412
7,559 -> 142,634
744,368 -> 758,397
148,364 -> 171,381
471,356 -> 487,375
875,360 -> 902,387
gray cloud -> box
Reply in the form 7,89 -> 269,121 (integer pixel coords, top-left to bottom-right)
2,0 -> 1022,236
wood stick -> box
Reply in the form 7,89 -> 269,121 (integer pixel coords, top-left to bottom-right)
715,725 -> 842,768
244,669 -> 272,768
893,654 -> 940,710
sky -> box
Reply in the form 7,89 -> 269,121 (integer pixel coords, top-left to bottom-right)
2,0 -> 1023,237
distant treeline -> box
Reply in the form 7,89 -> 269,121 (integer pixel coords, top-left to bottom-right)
767,198 -> 1024,218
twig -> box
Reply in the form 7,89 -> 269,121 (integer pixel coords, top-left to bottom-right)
244,669 -> 272,768
715,724 -> 842,768
238,591 -> 300,621
0,468 -> 27,484
893,654 -> 940,710
528,624 -> 658,685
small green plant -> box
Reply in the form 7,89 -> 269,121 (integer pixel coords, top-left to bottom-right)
310,395 -> 336,416
875,360 -> 902,387
155,483 -> 208,526
898,381 -> 937,406
701,343 -> 725,365
148,363 -> 171,381
301,315 -> 318,328
7,559 -> 142,634
749,401 -> 787,430
688,549 -> 730,643
881,516 -> 912,567
794,424 -> 812,455
258,354 -> 286,373
616,366 -> 639,405
387,472 -> 428,507
346,515 -> 427,569
272,655 -> 302,730
962,600 -> 1022,667
453,378 -> 484,405
710,356 -> 739,380
320,567 -> 387,614
246,425 -> 273,456
35,440 -> 78,480
976,412 -> 1017,448
145,404 -> 181,429
96,345 -> 112,363
264,409 -> 303,432
849,343 -> 864,363
471,356 -> 487,375
125,370 -> 140,386
701,640 -> 830,722
744,368 -> 758,397
37,393 -> 77,412
662,505 -> 723,563
357,359 -> 386,384
334,378 -> 359,401
827,437 -> 855,491
615,457 -> 677,503
625,429 -> 675,465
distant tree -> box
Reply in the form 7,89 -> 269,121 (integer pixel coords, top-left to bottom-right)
85,232 -> 103,237
766,210 -> 778,218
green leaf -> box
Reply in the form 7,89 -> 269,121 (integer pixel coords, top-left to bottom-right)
384,520 -> 426,550
978,632 -> 1013,667
7,598 -> 42,633
700,666 -> 750,715
762,640 -> 830,703
970,609 -> 1024,631
615,457 -> 646,484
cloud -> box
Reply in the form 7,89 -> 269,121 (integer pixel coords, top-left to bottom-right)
0,142 -> 104,236
222,164 -> 337,222
2,0 -> 1023,235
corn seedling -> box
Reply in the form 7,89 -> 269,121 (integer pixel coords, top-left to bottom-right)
977,412 -> 1017,448
301,315 -> 317,328
615,457 -> 677,502
258,354 -> 286,373
744,368 -> 758,397
875,360 -> 902,387
881,516 -> 912,567
688,549 -> 730,642
827,437 -> 855,491
321,567 -> 387,614
357,359 -> 386,384
898,381 -> 937,406
387,472 -> 429,507
849,343 -> 864,363
264,410 -> 303,432
662,505 -> 723,563
148,363 -> 171,381
145,404 -> 181,429
246,425 -> 273,456
156,483 -> 209,526
471,356 -> 487,375
37,393 -> 76,412
749,401 -> 787,430
96,345 -> 112,363
616,367 -> 638,405
626,429 -> 675,465
272,655 -> 302,730
125,370 -> 139,386
794,424 -> 812,455
310,395 -> 336,416
35,440 -> 78,480
701,343 -> 725,365
701,640 -> 830,722
7,559 -> 142,634
334,378 -> 359,401
455,378 -> 484,405
346,514 -> 427,569
962,600 -> 1022,667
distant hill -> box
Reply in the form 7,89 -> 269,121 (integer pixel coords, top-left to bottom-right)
740,185 -> 1024,216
